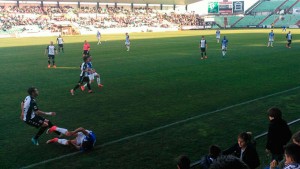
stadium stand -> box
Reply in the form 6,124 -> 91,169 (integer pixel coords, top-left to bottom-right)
234,0 -> 300,28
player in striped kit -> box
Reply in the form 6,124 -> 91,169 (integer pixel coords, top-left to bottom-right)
199,36 -> 207,60
56,35 -> 64,53
44,41 -> 57,68
286,31 -> 292,48
81,56 -> 103,91
70,56 -> 92,95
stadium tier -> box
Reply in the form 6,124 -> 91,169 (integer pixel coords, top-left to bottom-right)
252,0 -> 283,12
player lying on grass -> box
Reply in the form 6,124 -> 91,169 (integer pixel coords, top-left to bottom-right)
46,126 -> 96,151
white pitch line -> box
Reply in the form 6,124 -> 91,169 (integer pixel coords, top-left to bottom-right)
21,85 -> 300,169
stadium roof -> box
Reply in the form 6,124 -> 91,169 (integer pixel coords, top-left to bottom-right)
40,0 -> 202,5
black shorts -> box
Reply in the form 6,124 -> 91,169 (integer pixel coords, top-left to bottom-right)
288,40 -> 292,43
83,50 -> 90,55
58,44 -> 63,47
25,115 -> 45,128
200,48 -> 206,52
78,76 -> 89,84
48,55 -> 55,59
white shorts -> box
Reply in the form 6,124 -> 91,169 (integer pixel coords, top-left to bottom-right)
216,35 -> 220,39
269,38 -> 274,42
222,46 -> 227,50
125,41 -> 130,46
76,132 -> 85,146
88,72 -> 99,81
97,36 -> 101,40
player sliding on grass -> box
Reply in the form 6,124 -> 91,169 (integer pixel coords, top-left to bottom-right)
21,87 -> 61,145
81,56 -> 103,91
46,126 -> 96,151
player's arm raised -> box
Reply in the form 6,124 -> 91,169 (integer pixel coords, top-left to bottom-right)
72,127 -> 89,136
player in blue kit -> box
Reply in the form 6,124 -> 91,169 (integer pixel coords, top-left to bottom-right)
46,125 -> 96,151
70,56 -> 92,95
216,29 -> 221,43
96,30 -> 101,45
199,36 -> 207,60
267,30 -> 275,47
81,56 -> 103,91
221,36 -> 228,57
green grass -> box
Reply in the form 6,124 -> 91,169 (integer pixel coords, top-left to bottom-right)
1,29 -> 300,169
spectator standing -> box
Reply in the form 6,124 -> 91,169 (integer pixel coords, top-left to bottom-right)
266,107 -> 292,162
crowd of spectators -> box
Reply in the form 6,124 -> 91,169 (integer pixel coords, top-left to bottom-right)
177,107 -> 300,169
0,5 -> 202,32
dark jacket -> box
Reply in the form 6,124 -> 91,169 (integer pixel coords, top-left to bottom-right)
223,143 -> 260,169
199,155 -> 214,169
266,118 -> 292,154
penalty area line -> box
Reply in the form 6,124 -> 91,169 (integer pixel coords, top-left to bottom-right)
21,85 -> 300,169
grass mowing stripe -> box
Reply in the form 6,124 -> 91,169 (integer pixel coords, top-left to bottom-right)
21,85 -> 300,169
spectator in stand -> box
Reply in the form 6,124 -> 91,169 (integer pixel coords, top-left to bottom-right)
269,131 -> 300,169
266,107 -> 292,163
223,132 -> 260,169
282,143 -> 300,169
209,155 -> 249,169
199,145 -> 221,169
176,155 -> 190,169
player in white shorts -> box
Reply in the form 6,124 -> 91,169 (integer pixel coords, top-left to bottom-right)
267,30 -> 275,47
221,36 -> 228,57
81,56 -> 103,91
96,30 -> 101,45
216,29 -> 221,43
125,33 -> 130,51
46,125 -> 96,151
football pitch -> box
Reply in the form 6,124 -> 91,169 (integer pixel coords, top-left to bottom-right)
1,29 -> 300,169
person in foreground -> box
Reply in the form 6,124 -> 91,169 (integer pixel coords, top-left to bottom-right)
223,132 -> 260,169
209,155 -> 249,169
46,126 -> 96,151
176,155 -> 190,169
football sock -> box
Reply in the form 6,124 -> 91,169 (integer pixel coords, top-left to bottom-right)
47,121 -> 61,135
222,51 -> 225,56
97,77 -> 101,85
83,83 -> 87,87
48,60 -> 50,65
74,84 -> 80,91
58,139 -> 68,145
87,83 -> 91,90
52,59 -> 55,65
34,126 -> 47,139
201,53 -> 203,57
55,127 -> 68,135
